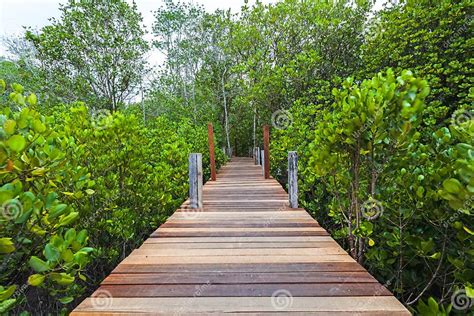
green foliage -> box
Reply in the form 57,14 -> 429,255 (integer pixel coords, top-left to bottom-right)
0,81 -> 226,314
362,0 -> 473,129
0,84 -> 92,313
272,68 -> 473,312
267,1 -> 473,312
26,0 -> 149,111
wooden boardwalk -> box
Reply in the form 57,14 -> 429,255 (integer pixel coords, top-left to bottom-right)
73,157 -> 409,315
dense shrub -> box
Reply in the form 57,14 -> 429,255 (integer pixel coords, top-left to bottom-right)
0,81 -> 226,314
271,68 -> 473,313
362,0 -> 473,130
268,1 -> 473,313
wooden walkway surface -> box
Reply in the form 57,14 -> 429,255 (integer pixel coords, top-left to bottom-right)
73,157 -> 409,315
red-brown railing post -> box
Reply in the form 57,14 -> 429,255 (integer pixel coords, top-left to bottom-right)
263,125 -> 270,179
207,123 -> 217,181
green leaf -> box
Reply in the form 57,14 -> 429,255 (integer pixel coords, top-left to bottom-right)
28,256 -> 50,272
27,93 -> 37,106
6,135 -> 26,152
78,247 -> 94,253
3,120 -> 16,134
427,297 -> 439,312
58,211 -> 79,227
0,298 -> 16,313
48,204 -> 68,219
78,273 -> 87,282
0,79 -> 6,93
463,226 -> 474,235
11,83 -> 23,93
61,249 -> 74,262
0,238 -> 15,254
0,285 -> 16,300
65,228 -> 76,243
76,229 -> 88,244
429,252 -> 441,260
465,286 -> 474,298
15,209 -> 32,224
44,244 -> 60,262
442,178 -> 462,194
28,274 -> 45,286
49,272 -> 75,286
32,119 -> 46,133
58,296 -> 74,304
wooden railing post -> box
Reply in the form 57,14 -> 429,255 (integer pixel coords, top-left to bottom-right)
189,153 -> 203,208
263,125 -> 270,179
261,149 -> 265,176
288,151 -> 298,208
207,123 -> 217,181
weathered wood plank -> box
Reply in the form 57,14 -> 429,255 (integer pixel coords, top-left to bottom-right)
95,283 -> 392,297
103,271 -> 378,285
139,241 -> 339,249
131,247 -> 347,256
121,255 -> 354,265
111,262 -> 367,273
144,236 -> 336,243
73,297 -> 409,314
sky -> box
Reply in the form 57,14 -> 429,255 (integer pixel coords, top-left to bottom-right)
0,0 -> 277,66
0,0 -> 386,67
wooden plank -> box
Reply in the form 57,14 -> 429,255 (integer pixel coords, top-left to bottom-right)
121,255 -> 354,265
152,231 -> 329,237
144,236 -> 338,243
139,241 -> 339,249
95,283 -> 392,297
156,227 -> 326,232
160,222 -> 320,228
103,271 -> 378,285
112,262 -> 367,273
131,247 -> 347,256
73,297 -> 409,314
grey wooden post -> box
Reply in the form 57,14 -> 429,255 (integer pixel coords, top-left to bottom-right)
256,147 -> 260,165
261,149 -> 265,176
288,151 -> 298,208
189,153 -> 203,209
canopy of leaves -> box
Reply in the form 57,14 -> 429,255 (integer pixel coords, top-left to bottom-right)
26,0 -> 149,111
